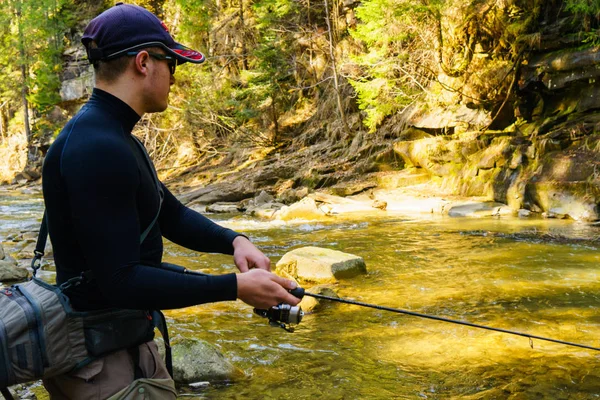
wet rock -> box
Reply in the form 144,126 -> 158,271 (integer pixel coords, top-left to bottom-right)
252,190 -> 274,206
299,285 -> 339,313
447,201 -> 513,217
205,202 -> 241,213
309,192 -> 379,214
0,256 -> 28,281
273,198 -> 328,221
241,190 -> 286,218
277,186 -> 309,204
166,338 -> 244,383
21,231 -> 38,241
275,246 -> 367,284
15,241 -> 37,260
526,181 -> 600,221
181,183 -> 255,206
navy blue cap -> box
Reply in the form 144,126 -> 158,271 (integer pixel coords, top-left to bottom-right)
82,3 -> 205,64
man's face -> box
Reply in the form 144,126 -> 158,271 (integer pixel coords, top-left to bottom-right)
142,49 -> 175,113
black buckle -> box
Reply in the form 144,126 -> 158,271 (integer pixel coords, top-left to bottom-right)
30,251 -> 44,277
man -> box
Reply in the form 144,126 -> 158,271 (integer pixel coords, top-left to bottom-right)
41,3 -> 299,399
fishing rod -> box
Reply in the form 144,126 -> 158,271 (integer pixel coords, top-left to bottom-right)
254,287 -> 600,352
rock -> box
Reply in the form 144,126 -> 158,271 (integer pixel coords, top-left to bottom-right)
526,181 -> 600,221
21,231 -> 38,240
407,103 -> 491,130
253,190 -> 274,206
273,198 -> 328,221
372,199 -> 387,210
0,244 -> 5,260
241,191 -> 285,218
299,285 -> 339,313
447,201 -> 510,217
277,186 -> 309,204
310,192 -> 378,214
0,258 -> 28,281
180,183 -> 255,206
275,246 -> 367,283
518,209 -> 532,218
328,180 -> 377,196
205,202 -> 241,213
167,338 -> 244,383
14,241 -> 36,260
60,70 -> 94,102
376,170 -> 431,189
249,203 -> 286,219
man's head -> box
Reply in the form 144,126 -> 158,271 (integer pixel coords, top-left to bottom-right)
82,3 -> 204,113
82,3 -> 204,69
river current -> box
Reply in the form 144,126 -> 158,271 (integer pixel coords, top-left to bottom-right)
2,187 -> 600,399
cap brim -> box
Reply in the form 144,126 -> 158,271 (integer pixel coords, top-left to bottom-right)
166,42 -> 205,64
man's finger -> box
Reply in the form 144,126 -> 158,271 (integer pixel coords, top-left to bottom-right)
255,256 -> 271,271
272,275 -> 298,292
236,257 -> 249,273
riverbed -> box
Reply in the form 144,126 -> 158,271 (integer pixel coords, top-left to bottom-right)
2,187 -> 600,399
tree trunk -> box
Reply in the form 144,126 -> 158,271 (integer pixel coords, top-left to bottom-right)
271,94 -> 279,145
239,0 -> 248,70
16,1 -> 32,155
323,0 -> 350,135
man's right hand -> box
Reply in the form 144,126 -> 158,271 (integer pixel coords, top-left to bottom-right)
236,269 -> 300,309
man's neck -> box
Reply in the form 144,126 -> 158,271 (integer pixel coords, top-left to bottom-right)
94,80 -> 145,117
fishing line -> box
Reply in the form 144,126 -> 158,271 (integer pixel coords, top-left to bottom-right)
288,288 -> 600,352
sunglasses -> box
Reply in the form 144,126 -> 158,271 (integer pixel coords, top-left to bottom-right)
126,51 -> 177,75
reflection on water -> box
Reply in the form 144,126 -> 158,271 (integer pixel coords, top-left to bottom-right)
2,191 -> 600,399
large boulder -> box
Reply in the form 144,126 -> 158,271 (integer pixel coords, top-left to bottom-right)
275,247 -> 367,284
169,338 -> 244,384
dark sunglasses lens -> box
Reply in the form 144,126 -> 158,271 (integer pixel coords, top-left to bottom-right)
170,61 -> 176,75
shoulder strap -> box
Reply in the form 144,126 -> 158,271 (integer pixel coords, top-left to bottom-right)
131,136 -> 164,244
151,310 -> 173,378
30,211 -> 49,277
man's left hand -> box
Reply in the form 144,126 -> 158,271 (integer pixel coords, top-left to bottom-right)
232,235 -> 271,272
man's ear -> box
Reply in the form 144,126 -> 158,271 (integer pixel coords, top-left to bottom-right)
133,51 -> 150,76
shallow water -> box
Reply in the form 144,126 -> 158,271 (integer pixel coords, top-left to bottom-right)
2,189 -> 600,399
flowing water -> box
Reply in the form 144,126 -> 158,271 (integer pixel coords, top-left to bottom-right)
2,187 -> 600,399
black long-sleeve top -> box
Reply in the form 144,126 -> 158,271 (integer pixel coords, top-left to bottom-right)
42,89 -> 239,311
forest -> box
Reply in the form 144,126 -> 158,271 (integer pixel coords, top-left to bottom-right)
0,0 -> 599,212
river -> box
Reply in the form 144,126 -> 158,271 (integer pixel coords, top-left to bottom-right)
2,187 -> 600,399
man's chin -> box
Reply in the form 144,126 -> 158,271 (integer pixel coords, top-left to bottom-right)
148,103 -> 169,113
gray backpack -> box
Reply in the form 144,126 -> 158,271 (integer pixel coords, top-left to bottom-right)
0,215 -> 172,400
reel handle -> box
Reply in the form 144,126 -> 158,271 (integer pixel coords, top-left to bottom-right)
290,287 -> 305,299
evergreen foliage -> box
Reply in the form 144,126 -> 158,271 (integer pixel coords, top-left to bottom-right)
0,0 -> 598,171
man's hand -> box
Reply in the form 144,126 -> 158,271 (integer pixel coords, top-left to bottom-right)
236,269 -> 300,309
232,235 -> 271,272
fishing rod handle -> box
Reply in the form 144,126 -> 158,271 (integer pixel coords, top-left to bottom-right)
290,287 -> 305,299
